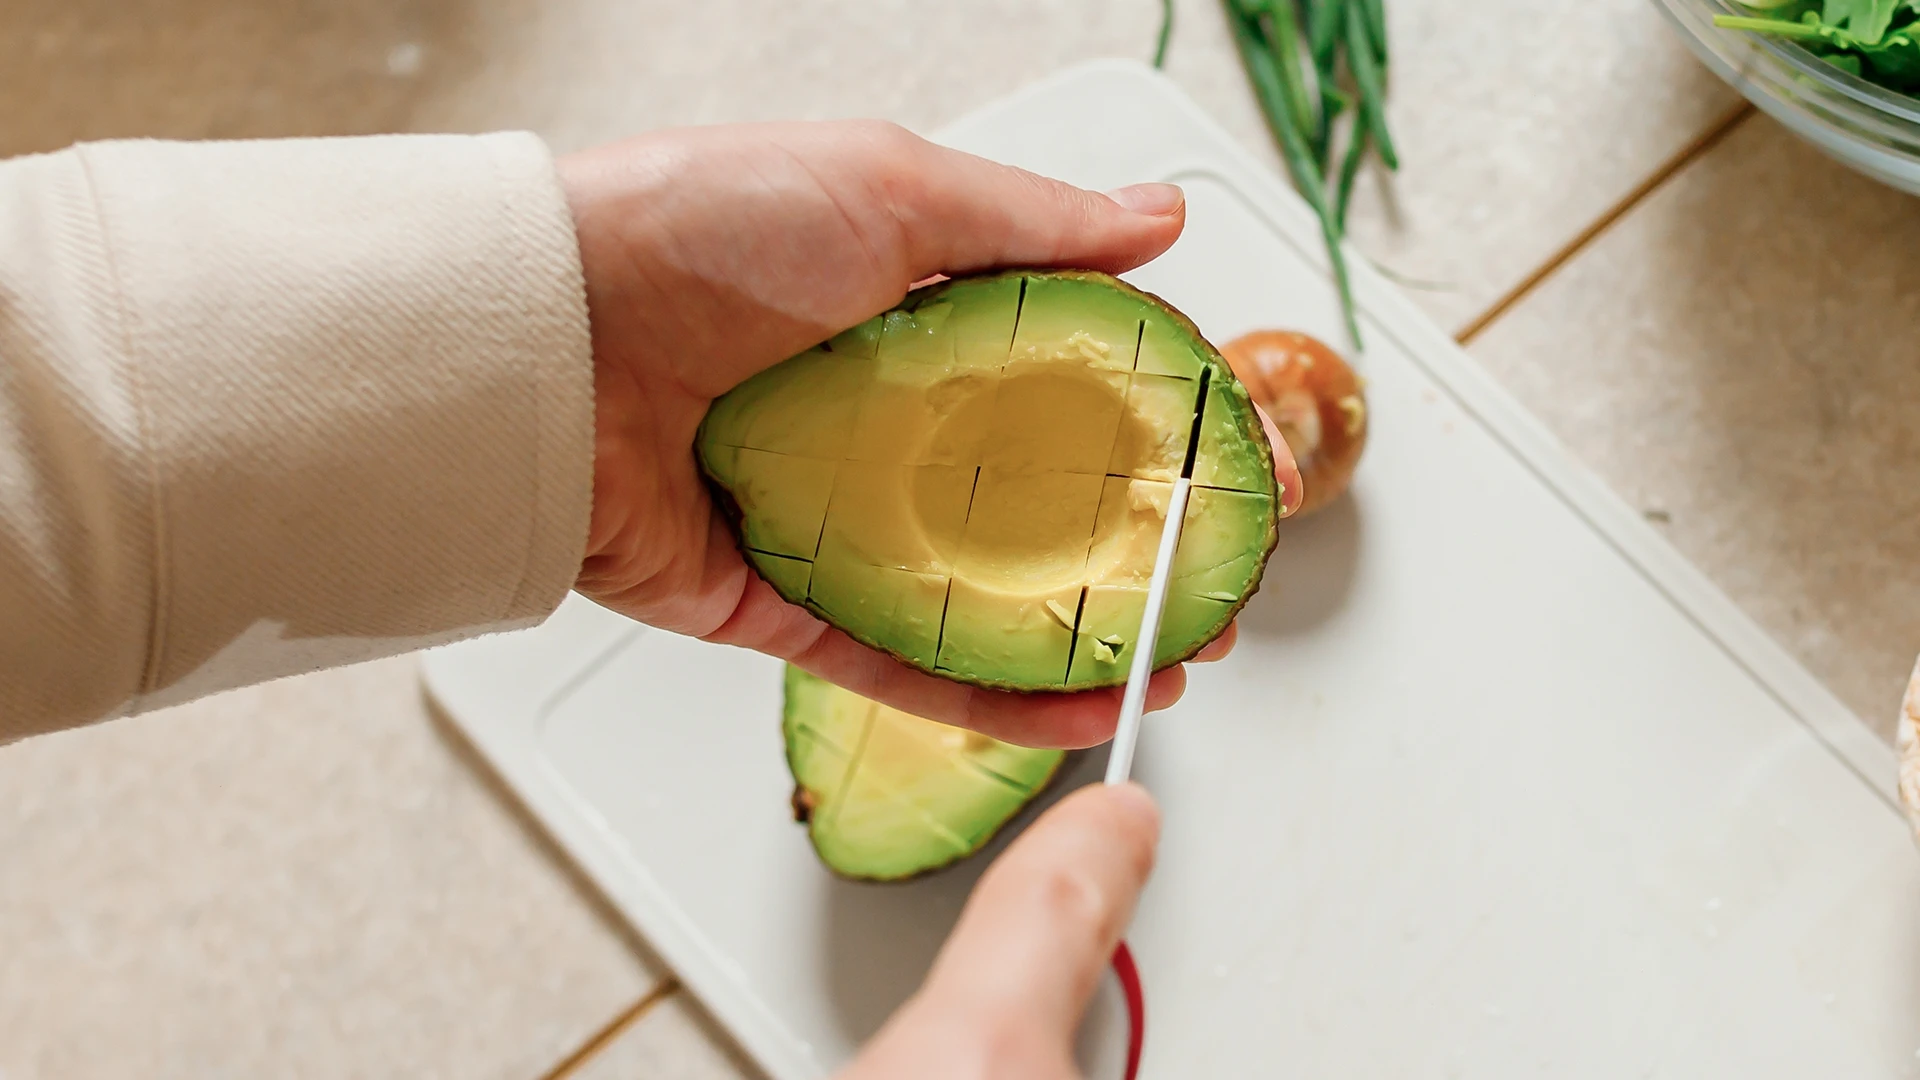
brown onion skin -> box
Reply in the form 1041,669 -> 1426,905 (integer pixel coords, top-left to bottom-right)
1220,330 -> 1367,518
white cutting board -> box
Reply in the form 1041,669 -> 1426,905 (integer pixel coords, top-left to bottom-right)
421,60 -> 1920,1078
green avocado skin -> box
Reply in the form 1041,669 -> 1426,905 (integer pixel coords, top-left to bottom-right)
697,269 -> 1281,695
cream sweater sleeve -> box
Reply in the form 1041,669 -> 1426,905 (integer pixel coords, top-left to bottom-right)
0,133 -> 595,744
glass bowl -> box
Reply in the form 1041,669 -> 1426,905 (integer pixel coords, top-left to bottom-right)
1653,0 -> 1920,195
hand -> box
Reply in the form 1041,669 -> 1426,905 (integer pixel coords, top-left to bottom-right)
558,120 -> 1302,748
835,781 -> 1161,1080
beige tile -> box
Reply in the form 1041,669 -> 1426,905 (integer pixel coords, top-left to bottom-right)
571,990 -> 767,1080
0,0 -> 1179,157
0,0 -> 453,152
0,656 -> 661,1080
7,0 -> 1731,337
1467,113 -> 1920,740
1160,0 -> 1746,333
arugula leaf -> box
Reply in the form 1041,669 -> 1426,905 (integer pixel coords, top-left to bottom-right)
1852,0 -> 1899,45
1824,51 -> 1867,74
1861,32 -> 1920,86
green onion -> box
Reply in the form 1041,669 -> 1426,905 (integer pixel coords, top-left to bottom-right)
1335,125 -> 1370,229
1224,0 -> 1362,346
1214,0 -> 1397,349
1261,0 -> 1319,147
1154,0 -> 1174,68
1344,0 -> 1398,171
1306,0 -> 1345,70
1304,0 -> 1348,169
1315,84 -> 1352,177
1361,0 -> 1387,64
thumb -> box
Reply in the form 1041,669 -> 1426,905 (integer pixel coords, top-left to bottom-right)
888,132 -> 1188,283
918,781 -> 1162,1037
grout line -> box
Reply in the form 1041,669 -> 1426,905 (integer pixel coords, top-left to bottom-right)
1452,100 -> 1757,348
536,978 -> 683,1080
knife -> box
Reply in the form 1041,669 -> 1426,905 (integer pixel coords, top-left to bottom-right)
1104,369 -> 1209,785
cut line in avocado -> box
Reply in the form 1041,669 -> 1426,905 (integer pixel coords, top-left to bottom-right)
697,269 -> 1280,692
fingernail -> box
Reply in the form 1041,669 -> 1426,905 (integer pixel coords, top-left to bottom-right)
1105,182 -> 1184,217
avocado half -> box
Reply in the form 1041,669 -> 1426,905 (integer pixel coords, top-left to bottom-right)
697,269 -> 1281,693
783,664 -> 1067,881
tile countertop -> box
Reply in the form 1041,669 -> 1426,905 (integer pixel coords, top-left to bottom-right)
0,1 -> 1913,1077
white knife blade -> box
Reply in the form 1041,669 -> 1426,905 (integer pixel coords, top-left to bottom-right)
1102,473 -> 1193,786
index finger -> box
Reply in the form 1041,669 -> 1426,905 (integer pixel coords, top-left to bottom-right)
701,571 -> 1186,750
1255,402 -> 1306,518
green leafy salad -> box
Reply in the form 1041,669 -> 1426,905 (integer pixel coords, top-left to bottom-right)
1716,1 -> 1920,93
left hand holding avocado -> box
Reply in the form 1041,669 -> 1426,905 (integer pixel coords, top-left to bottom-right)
559,120 -> 1302,750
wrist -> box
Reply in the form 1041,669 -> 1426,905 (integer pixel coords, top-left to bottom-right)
558,152 -> 619,585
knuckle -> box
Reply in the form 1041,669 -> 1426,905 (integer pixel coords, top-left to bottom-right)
1122,829 -> 1155,883
847,121 -> 931,229
1011,169 -> 1092,252
1029,861 -> 1119,941
973,1020 -> 1055,1078
846,118 -> 922,163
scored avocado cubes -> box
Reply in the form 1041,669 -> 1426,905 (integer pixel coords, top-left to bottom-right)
783,665 -> 1065,881
696,269 -> 1279,692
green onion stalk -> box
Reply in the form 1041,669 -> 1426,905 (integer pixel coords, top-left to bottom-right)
1214,0 -> 1399,350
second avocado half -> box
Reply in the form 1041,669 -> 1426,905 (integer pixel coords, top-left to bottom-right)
783,665 -> 1067,881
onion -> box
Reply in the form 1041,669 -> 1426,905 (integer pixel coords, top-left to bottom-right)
1221,329 -> 1367,517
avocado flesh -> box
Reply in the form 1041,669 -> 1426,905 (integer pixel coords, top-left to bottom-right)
783,665 -> 1065,881
697,270 -> 1280,692
807,561 -> 948,670
1065,482 -> 1269,685
1191,373 -> 1273,493
718,449 -> 837,561
1067,587 -> 1235,686
704,345 -> 873,460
